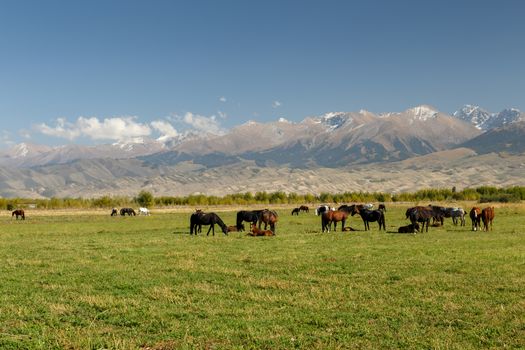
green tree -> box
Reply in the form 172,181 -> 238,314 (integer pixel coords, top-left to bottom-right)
136,191 -> 154,208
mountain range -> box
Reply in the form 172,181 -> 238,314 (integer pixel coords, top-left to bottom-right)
0,104 -> 524,198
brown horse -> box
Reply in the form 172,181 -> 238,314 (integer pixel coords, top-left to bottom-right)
481,207 -> 495,231
227,225 -> 241,233
469,207 -> 482,231
258,209 -> 278,234
12,209 -> 25,220
321,210 -> 349,232
248,223 -> 275,236
299,205 -> 309,213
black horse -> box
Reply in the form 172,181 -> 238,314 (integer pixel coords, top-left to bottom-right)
351,206 -> 386,231
120,208 -> 136,216
111,208 -> 118,216
291,208 -> 300,216
299,205 -> 309,213
406,206 -> 433,233
428,205 -> 446,225
190,212 -> 228,236
12,209 -> 25,220
236,210 -> 264,231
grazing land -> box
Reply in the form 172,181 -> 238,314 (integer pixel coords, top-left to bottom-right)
0,203 -> 524,349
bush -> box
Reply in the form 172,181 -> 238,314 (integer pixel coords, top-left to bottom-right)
136,191 -> 154,208
479,193 -> 521,203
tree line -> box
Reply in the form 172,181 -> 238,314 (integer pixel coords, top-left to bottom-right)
1,186 -> 523,210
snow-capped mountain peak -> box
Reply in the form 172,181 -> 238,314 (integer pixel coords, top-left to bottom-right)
13,143 -> 30,157
407,105 -> 438,121
317,112 -> 352,130
453,105 -> 523,130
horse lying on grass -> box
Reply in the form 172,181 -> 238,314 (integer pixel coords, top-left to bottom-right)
247,224 -> 275,236
397,223 -> 420,233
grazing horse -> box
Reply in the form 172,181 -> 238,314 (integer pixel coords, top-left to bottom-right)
248,223 -> 275,236
469,207 -> 482,231
120,208 -> 136,216
378,204 -> 386,211
351,206 -> 386,231
481,207 -> 495,231
138,207 -> 150,216
190,212 -> 228,236
236,210 -> 264,231
398,223 -> 420,233
12,209 -> 25,220
258,209 -> 278,234
321,210 -> 349,232
110,208 -> 118,216
299,205 -> 309,213
291,208 -> 300,216
406,206 -> 433,233
442,207 -> 466,226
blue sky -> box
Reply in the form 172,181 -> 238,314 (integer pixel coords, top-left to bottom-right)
1,0 -> 524,146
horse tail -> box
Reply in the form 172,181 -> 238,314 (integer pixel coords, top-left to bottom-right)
190,215 -> 195,235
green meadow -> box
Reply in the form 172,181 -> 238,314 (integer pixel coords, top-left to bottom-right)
0,204 -> 524,349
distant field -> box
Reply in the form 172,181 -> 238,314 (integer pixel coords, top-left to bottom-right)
0,204 -> 524,349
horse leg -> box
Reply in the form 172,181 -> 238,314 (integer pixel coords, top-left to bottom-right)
271,223 -> 275,235
206,225 -> 213,236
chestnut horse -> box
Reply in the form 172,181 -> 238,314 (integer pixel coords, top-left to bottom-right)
248,223 -> 275,236
258,209 -> 278,234
12,209 -> 25,220
481,207 -> 495,231
469,207 -> 482,231
321,210 -> 349,232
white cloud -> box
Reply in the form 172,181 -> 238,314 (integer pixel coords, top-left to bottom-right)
151,120 -> 179,142
219,96 -> 227,102
272,100 -> 282,108
35,116 -> 151,141
181,112 -> 225,135
217,111 -> 227,119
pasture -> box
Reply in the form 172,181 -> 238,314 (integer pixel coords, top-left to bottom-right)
0,204 -> 524,349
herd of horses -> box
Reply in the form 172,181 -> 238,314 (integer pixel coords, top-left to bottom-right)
189,203 -> 496,237
190,209 -> 279,236
8,203 -> 497,235
110,207 -> 150,216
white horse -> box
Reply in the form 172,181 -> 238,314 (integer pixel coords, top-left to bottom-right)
139,207 -> 150,216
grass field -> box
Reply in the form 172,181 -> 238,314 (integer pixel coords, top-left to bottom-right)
0,204 -> 524,349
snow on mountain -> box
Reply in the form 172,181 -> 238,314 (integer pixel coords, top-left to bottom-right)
406,105 -> 439,121
317,112 -> 353,130
453,105 -> 523,130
